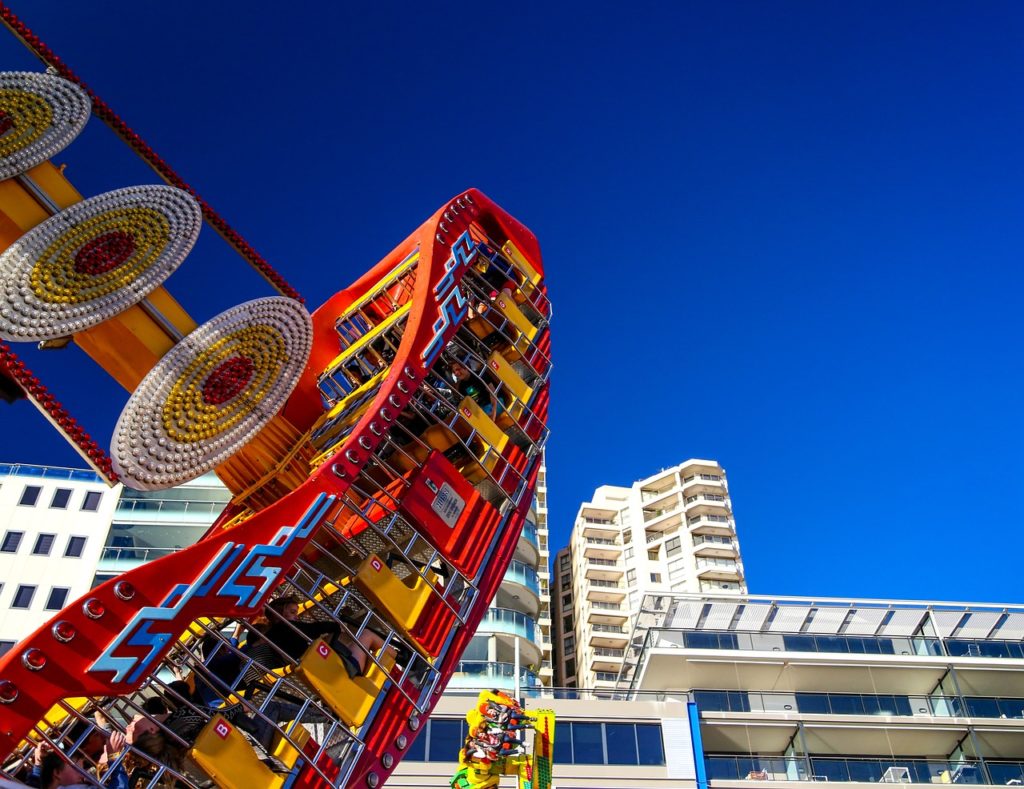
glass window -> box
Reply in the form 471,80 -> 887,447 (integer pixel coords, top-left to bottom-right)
32,534 -> 56,556
45,587 -> 70,610
562,594 -> 572,607
18,486 -> 40,506
65,536 -> 86,558
648,549 -> 659,560
50,488 -> 72,509
0,641 -> 14,657
11,585 -> 36,609
427,719 -> 465,762
796,692 -> 830,714
570,722 -> 604,764
1,531 -> 23,553
650,573 -> 662,583
626,569 -> 637,585
636,723 -> 665,765
553,720 -> 573,766
606,723 -> 638,765
81,491 -> 103,512
666,536 -> 681,556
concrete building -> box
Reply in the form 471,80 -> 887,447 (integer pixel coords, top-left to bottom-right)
557,459 -> 746,688
622,591 -> 1024,788
0,462 -> 229,655
448,453 -> 553,692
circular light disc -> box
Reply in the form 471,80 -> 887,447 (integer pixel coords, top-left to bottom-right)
111,297 -> 313,490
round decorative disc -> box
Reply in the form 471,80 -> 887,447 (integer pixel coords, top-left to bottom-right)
0,185 -> 202,341
111,297 -> 313,490
0,71 -> 91,180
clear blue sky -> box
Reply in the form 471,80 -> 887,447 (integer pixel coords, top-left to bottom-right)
3,2 -> 1023,603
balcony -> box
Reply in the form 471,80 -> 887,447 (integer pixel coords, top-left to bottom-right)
447,660 -> 541,693
681,630 -> 944,658
589,623 -> 629,648
585,558 -> 624,582
114,497 -> 228,524
587,602 -> 628,626
696,558 -> 743,581
681,472 -> 725,496
688,513 -> 734,536
591,646 -> 626,671
502,559 -> 540,603
97,545 -> 178,572
583,536 -> 622,560
643,509 -> 684,534
694,536 -> 737,558
586,581 -> 627,602
704,755 -> 1023,785
580,515 -> 618,539
693,689 -> 995,718
683,492 -> 730,517
478,607 -> 537,641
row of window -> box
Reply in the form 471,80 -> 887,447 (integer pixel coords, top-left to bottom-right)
404,718 -> 664,766
16,485 -> 103,511
0,582 -> 70,611
0,532 -> 87,557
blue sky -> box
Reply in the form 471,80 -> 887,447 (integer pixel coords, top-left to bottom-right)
3,2 -> 1023,603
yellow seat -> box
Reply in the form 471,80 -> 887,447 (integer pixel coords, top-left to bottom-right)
491,295 -> 538,347
456,397 -> 509,462
298,638 -> 391,729
501,240 -> 542,290
191,714 -> 283,789
271,720 -> 311,769
353,554 -> 440,652
486,352 -> 533,419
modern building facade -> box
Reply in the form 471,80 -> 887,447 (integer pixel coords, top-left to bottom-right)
622,591 -> 1024,788
0,462 -> 230,654
556,459 -> 746,688
448,453 -> 553,692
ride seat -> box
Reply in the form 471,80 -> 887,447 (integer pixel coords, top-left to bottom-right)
354,554 -> 440,655
298,637 -> 393,729
191,713 -> 284,789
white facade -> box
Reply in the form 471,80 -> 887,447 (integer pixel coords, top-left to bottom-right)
0,462 -> 229,656
562,459 -> 746,688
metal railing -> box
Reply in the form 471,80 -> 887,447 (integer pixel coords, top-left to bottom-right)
478,607 -> 537,639
593,648 -> 626,658
588,558 -> 618,567
585,537 -> 619,546
592,624 -> 626,634
693,689 -> 979,717
591,602 -> 623,612
448,661 -> 541,690
503,560 -> 540,595
589,580 -> 624,589
679,629 -> 944,657
115,498 -> 229,517
0,462 -> 103,483
705,755 -> 1007,784
99,546 -> 179,563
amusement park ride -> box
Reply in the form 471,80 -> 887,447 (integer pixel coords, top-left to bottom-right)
0,6 -> 552,788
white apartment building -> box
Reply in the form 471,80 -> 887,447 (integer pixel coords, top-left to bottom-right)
448,453 -> 553,692
557,459 -> 747,688
621,591 -> 1024,789
0,462 -> 230,655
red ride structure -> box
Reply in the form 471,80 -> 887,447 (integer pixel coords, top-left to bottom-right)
0,9 -> 550,788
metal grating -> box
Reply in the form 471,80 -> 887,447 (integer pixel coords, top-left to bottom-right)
806,607 -> 850,634
843,608 -> 887,635
955,611 -> 1002,639
735,603 -> 772,632
704,602 -> 739,631
768,605 -> 811,633
879,609 -> 926,636
994,613 -> 1024,640
932,611 -> 967,638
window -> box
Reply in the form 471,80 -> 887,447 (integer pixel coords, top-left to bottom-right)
426,719 -> 465,762
1,531 -> 23,553
32,534 -> 56,556
50,488 -> 72,509
45,587 -> 70,610
648,548 -> 659,560
18,485 -> 40,506
562,616 -> 573,632
626,569 -> 637,586
564,634 -> 575,651
561,593 -> 572,607
81,491 -> 103,512
64,536 -> 86,558
0,641 -> 14,657
564,659 -> 576,677
11,585 -> 36,609
650,573 -> 662,583
666,536 -> 682,556
559,554 -> 570,569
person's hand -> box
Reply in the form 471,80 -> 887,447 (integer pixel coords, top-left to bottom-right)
33,742 -> 51,765
106,730 -> 127,755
